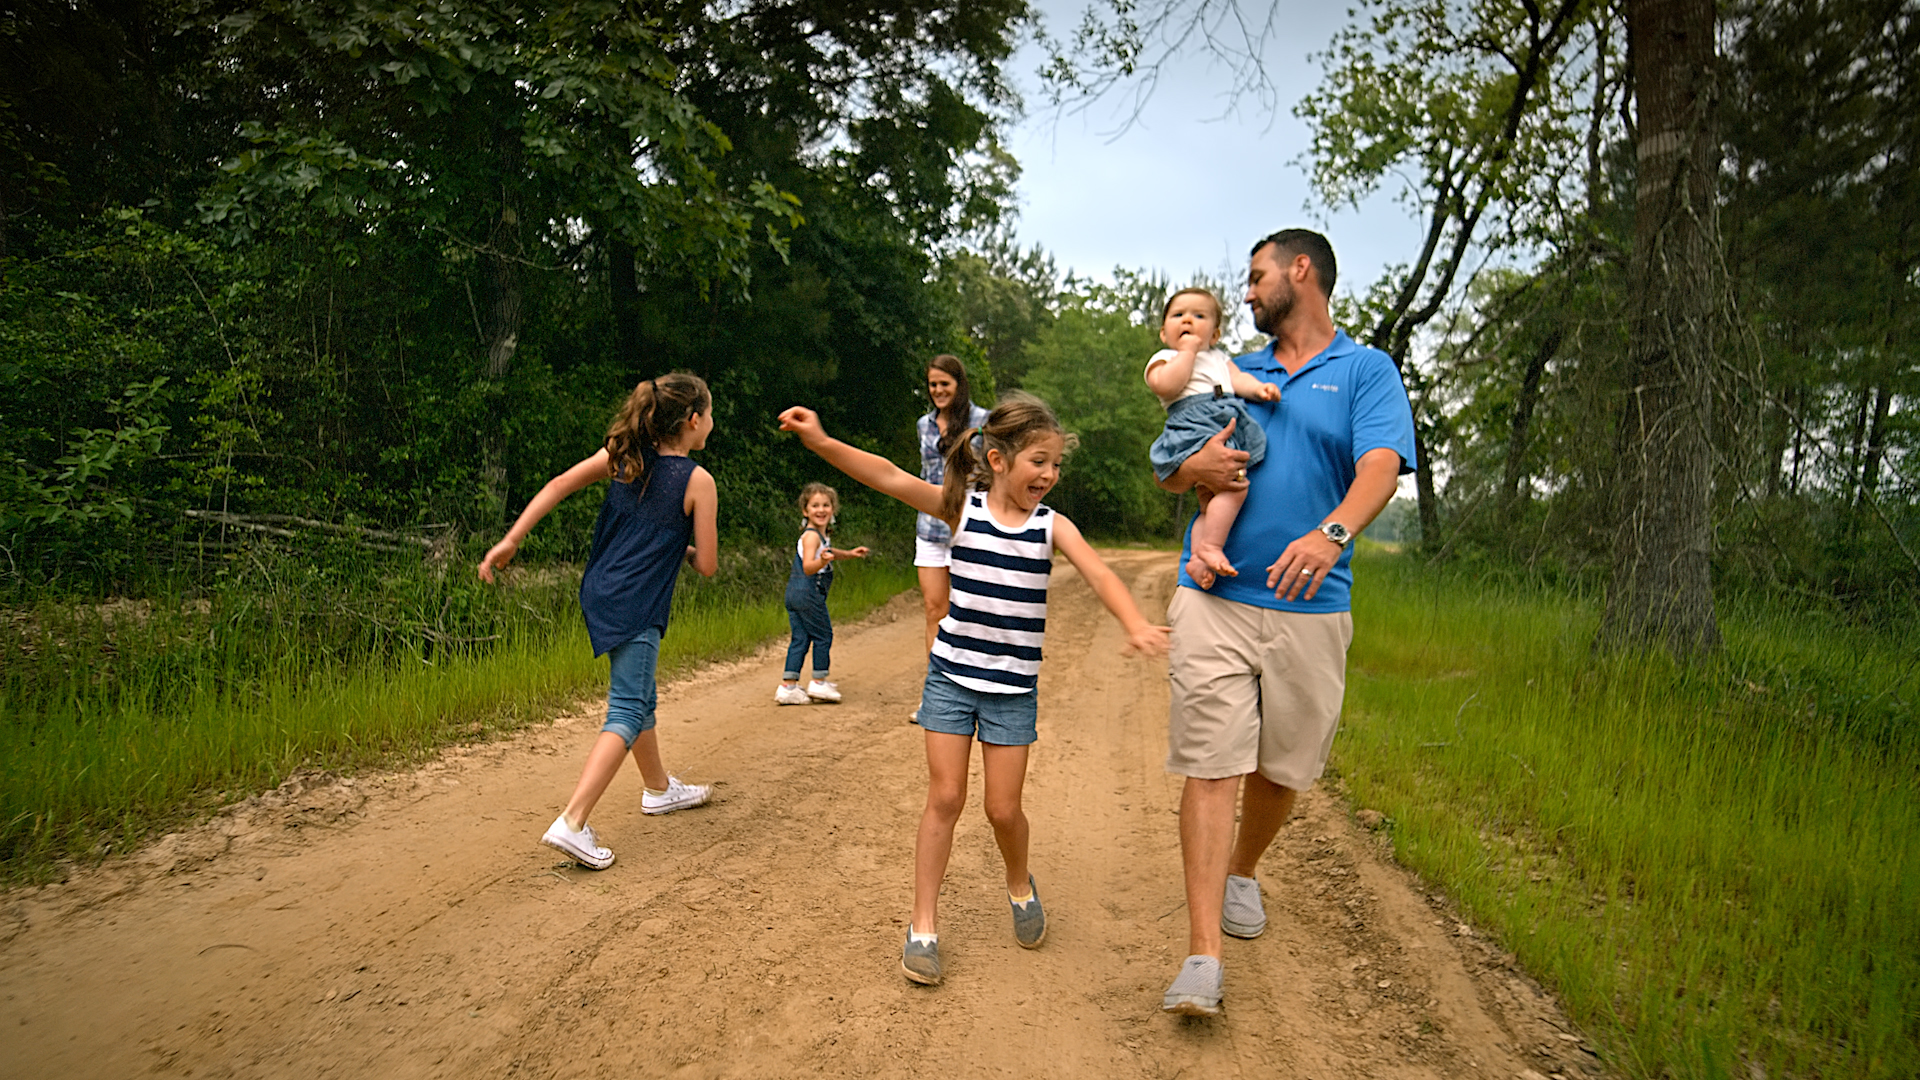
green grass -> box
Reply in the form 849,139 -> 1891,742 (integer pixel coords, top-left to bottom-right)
0,540 -> 916,881
1340,547 -> 1919,1080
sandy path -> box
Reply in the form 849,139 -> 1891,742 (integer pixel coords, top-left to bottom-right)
1,551 -> 1608,1080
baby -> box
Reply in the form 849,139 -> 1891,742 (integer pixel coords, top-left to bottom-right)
1145,287 -> 1280,589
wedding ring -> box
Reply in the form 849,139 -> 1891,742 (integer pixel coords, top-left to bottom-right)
1235,468 -> 1247,481
1299,566 -> 1313,575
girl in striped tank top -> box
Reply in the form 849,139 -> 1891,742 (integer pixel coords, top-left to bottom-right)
779,393 -> 1169,987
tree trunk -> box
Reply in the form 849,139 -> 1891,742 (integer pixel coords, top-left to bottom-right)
1598,0 -> 1722,654
1857,381 -> 1892,506
609,233 -> 640,368
1501,328 -> 1561,528
1413,423 -> 1439,548
479,209 -> 524,523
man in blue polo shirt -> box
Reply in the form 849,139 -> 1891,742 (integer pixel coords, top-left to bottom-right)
1157,229 -> 1417,1016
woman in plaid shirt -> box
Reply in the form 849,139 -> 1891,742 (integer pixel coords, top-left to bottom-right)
913,356 -> 991,720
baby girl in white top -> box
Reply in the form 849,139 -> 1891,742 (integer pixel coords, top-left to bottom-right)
1144,287 -> 1280,589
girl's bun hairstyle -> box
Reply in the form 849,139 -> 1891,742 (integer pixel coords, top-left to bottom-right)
605,372 -> 712,487
797,481 -> 839,518
1161,286 -> 1224,327
938,390 -> 1078,523
927,354 -> 975,457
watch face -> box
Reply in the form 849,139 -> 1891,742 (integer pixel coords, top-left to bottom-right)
1322,522 -> 1350,545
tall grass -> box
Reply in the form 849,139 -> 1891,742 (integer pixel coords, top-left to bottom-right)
1341,548 -> 1919,1080
0,538 -> 915,880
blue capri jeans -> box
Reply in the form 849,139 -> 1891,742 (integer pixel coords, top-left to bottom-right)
602,626 -> 662,747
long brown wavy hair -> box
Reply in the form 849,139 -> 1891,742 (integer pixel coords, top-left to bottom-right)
938,391 -> 1078,523
926,354 -> 976,458
604,372 -> 711,485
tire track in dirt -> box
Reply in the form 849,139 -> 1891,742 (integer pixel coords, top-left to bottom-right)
0,551 -> 1612,1080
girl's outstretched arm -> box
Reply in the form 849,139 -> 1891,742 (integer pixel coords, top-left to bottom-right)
684,465 -> 719,577
1051,514 -> 1171,657
478,449 -> 613,582
777,407 -> 950,524
802,535 -> 868,574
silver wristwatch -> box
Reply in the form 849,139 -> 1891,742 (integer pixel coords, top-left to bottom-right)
1318,521 -> 1352,548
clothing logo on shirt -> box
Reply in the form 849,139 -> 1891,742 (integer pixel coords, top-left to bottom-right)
1311,382 -> 1341,393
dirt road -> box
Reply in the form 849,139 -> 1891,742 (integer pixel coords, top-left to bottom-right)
1,551 -> 1607,1079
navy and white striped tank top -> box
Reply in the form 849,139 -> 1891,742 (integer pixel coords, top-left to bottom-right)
930,492 -> 1055,694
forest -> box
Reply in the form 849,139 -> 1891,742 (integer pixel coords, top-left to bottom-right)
3,0 -> 1914,618
1,0 -> 1916,1076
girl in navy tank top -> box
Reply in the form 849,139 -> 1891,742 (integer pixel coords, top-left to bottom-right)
478,373 -> 720,870
779,393 -> 1171,987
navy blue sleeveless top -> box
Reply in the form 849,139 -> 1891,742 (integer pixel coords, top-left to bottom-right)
578,455 -> 697,656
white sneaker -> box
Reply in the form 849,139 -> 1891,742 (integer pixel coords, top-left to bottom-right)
805,680 -> 842,703
775,683 -> 813,705
641,776 -> 712,816
541,814 -> 614,869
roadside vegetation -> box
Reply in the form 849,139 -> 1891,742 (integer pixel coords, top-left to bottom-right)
0,536 -> 914,881
1342,546 -> 1918,1080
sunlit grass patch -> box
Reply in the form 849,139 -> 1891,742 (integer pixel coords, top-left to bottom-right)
1341,549 -> 1919,1080
0,541 -> 915,881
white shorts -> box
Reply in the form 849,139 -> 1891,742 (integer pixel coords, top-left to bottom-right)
913,537 -> 953,568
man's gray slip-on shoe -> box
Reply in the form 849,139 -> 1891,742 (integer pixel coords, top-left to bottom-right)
1162,954 -> 1223,1016
1222,873 -> 1267,939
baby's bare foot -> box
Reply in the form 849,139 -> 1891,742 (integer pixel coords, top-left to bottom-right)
1186,552 -> 1216,589
1195,543 -> 1238,582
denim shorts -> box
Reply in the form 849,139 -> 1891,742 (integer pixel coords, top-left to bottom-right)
916,662 -> 1039,746
602,626 -> 662,747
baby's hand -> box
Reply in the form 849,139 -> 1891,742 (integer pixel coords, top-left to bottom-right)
844,546 -> 871,559
1123,623 -> 1172,658
1254,382 -> 1281,402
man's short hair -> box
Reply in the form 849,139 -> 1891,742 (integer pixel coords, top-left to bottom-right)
1251,229 -> 1337,298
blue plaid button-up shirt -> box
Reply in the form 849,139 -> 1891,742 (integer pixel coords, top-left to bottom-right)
915,403 -> 991,543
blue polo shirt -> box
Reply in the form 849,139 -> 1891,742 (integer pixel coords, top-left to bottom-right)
1178,329 -> 1417,613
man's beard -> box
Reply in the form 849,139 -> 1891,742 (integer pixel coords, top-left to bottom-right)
1253,278 -> 1294,335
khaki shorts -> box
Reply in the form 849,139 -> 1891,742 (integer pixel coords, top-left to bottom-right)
1165,587 -> 1354,788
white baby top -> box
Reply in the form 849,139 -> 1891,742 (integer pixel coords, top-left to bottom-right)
1146,347 -> 1234,408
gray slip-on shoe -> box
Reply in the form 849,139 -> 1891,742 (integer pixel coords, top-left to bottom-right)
1162,954 -> 1224,1016
1222,873 -> 1267,939
1010,875 -> 1046,949
901,929 -> 942,985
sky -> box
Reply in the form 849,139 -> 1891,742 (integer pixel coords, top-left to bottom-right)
1000,1 -> 1412,312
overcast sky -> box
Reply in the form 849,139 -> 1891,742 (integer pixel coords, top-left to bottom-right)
1001,1 -> 1412,310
